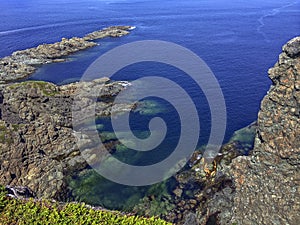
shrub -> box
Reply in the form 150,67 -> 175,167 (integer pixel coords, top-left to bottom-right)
0,186 -> 172,225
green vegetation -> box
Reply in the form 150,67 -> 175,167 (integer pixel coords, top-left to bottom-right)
0,186 -> 172,225
0,122 -> 13,144
0,124 -> 6,143
9,81 -> 59,96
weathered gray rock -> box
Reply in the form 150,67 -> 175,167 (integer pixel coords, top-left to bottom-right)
83,26 -> 133,40
0,78 -> 135,200
184,213 -> 199,225
283,36 -> 300,58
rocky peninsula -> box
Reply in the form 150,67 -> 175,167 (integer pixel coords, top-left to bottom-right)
0,78 -> 135,199
0,26 -> 133,83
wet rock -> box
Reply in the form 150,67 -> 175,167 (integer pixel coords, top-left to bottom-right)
5,185 -> 35,199
156,141 -> 243,224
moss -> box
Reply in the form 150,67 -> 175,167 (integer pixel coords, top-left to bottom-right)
0,134 -> 5,143
0,123 -> 13,144
0,125 -> 6,143
11,124 -> 21,131
0,185 -> 172,225
8,81 -> 59,96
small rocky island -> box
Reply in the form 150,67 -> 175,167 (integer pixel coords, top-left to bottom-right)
0,26 -> 134,83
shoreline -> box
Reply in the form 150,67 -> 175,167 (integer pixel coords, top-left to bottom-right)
0,26 -> 134,84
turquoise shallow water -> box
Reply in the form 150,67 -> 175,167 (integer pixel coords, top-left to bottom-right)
0,0 -> 299,212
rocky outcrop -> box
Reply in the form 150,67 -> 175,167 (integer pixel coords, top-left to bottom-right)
84,25 -> 133,40
0,26 -> 133,83
144,37 -> 299,225
133,126 -> 256,225
0,78 -> 135,200
229,37 -> 300,224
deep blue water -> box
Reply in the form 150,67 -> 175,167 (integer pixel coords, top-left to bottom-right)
1,0 -> 299,140
1,0 -> 299,210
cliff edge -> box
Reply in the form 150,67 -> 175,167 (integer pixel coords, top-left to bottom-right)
0,78 -> 135,200
230,37 -> 300,224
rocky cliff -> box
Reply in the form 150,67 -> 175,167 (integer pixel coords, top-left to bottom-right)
230,37 -> 300,224
0,33 -> 299,225
0,78 -> 134,200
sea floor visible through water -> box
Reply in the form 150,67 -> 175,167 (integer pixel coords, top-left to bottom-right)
0,0 -> 299,217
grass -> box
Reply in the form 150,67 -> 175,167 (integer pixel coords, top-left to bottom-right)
0,124 -> 6,143
0,122 -> 13,144
0,186 -> 172,225
8,81 -> 59,96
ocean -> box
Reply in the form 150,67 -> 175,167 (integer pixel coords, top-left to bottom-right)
0,0 -> 299,211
